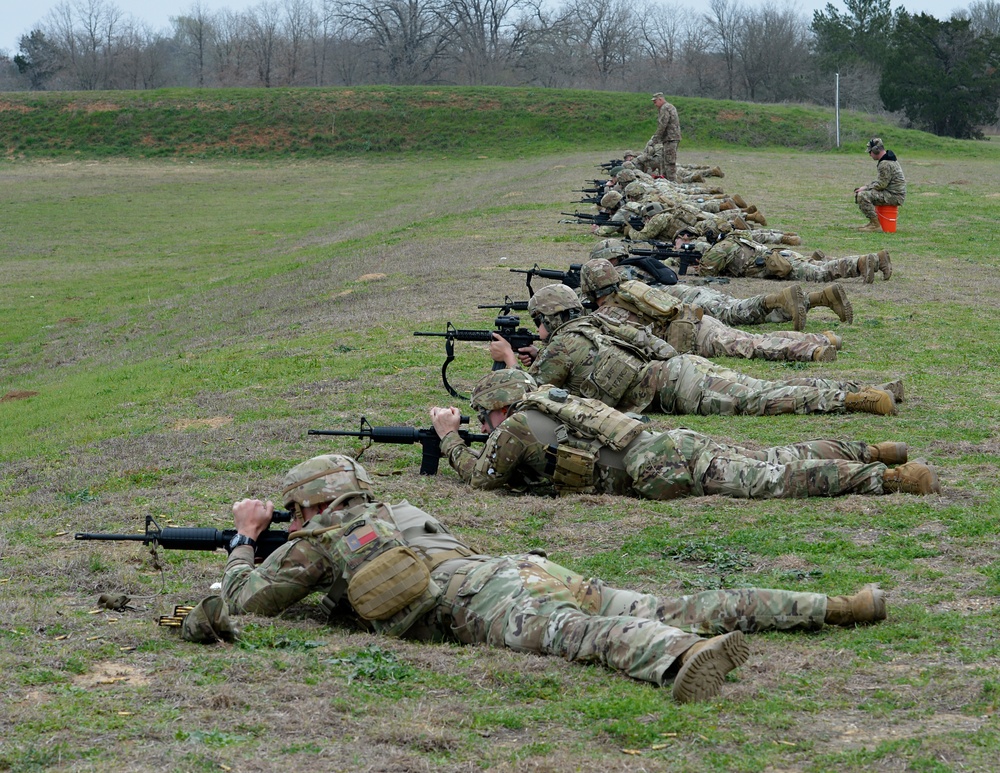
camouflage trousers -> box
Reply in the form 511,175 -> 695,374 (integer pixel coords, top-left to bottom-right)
731,228 -> 791,245
436,554 -> 831,686
663,284 -> 787,327
856,189 -> 903,220
659,140 -> 679,182
623,429 -> 884,499
625,353 -> 863,415
750,250 -> 869,283
695,315 -> 829,362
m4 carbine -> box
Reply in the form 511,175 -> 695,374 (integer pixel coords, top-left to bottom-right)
509,263 -> 583,295
414,315 -> 540,398
75,511 -> 293,562
309,417 -> 488,475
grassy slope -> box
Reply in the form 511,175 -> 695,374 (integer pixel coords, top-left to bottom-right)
1,85 -> 992,159
1,89 -> 999,772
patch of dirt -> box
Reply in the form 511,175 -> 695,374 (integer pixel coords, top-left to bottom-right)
357,273 -> 387,281
0,100 -> 33,113
1,390 -> 38,402
72,661 -> 149,688
170,416 -> 233,431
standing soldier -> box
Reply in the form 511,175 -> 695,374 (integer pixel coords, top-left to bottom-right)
651,92 -> 682,182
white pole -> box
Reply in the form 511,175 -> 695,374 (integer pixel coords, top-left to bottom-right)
835,72 -> 841,149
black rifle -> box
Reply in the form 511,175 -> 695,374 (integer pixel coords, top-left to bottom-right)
414,315 -> 541,398
628,242 -> 703,276
478,296 -> 529,314
616,255 -> 679,286
598,159 -> 624,170
309,417 -> 488,475
509,263 -> 583,295
75,512 -> 293,563
561,211 -> 644,231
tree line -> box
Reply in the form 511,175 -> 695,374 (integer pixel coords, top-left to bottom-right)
3,0 -> 1000,138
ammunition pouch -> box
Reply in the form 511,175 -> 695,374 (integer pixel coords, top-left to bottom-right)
547,444 -> 597,494
347,546 -> 432,621
764,250 -> 794,278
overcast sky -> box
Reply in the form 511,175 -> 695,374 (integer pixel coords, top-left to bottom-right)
2,0 -> 975,58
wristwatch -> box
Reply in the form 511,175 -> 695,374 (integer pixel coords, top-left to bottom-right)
226,534 -> 257,554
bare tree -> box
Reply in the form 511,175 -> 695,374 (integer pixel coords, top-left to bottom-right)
732,2 -> 810,101
213,8 -> 251,85
337,0 -> 450,84
704,0 -> 744,100
431,0 -> 531,84
280,0 -> 313,84
967,0 -> 1000,34
173,2 -> 215,87
567,0 -> 636,88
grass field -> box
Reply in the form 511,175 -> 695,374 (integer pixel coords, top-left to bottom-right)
2,125 -> 1000,771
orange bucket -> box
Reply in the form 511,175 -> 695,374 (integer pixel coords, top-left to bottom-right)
874,205 -> 898,233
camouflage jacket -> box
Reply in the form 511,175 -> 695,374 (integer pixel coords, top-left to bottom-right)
222,499 -> 478,635
869,152 -> 906,202
440,403 -> 695,500
654,101 -> 682,143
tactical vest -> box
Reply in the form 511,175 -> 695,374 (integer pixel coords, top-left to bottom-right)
564,316 -> 674,406
699,237 -> 760,275
513,388 -> 645,494
297,501 -> 479,637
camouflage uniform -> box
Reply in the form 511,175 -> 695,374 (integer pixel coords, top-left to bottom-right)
699,236 -> 875,282
530,311 -> 866,416
653,98 -> 681,182
441,394 -> 886,499
223,498 -> 833,686
856,150 -> 906,220
656,282 -> 791,326
597,284 -> 832,362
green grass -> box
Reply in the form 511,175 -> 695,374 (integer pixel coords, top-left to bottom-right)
2,92 -> 1000,772
2,85 -> 995,160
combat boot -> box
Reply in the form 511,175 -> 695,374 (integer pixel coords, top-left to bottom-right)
763,284 -> 806,331
672,630 -> 749,704
689,173 -> 706,183
745,210 -> 768,226
718,199 -> 737,211
812,345 -> 837,362
857,254 -> 876,284
709,166 -> 725,178
731,215 -> 750,230
822,331 -> 843,349
825,586 -> 887,626
877,249 -> 892,280
807,283 -> 853,324
706,185 -> 726,194
868,442 -> 908,465
882,462 -> 940,494
731,193 -> 747,208
779,234 -> 802,246
844,388 -> 897,416
858,217 -> 882,232
877,379 -> 905,403
810,249 -> 826,260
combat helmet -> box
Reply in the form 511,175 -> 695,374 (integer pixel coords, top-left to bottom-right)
282,454 -> 373,515
527,284 -> 584,336
866,137 -> 884,153
470,369 -> 536,412
590,238 -> 629,263
623,181 -> 645,200
616,169 -> 638,184
642,202 -> 665,218
581,258 -> 621,302
600,191 -> 622,209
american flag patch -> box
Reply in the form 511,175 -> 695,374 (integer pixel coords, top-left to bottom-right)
345,525 -> 378,552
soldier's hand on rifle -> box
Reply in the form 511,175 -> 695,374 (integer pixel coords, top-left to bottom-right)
489,334 -> 520,368
430,406 -> 462,439
515,345 -> 537,367
232,498 -> 274,540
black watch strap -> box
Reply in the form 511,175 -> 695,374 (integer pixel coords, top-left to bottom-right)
227,534 -> 257,554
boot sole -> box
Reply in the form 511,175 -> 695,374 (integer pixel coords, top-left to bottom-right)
672,631 -> 750,703
830,284 -> 854,324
